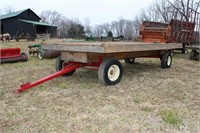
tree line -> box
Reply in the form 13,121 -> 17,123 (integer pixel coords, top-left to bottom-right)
39,0 -> 199,39
40,10 -> 85,38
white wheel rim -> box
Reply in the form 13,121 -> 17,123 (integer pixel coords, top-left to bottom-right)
108,65 -> 120,81
62,61 -> 70,68
62,61 -> 67,68
167,56 -> 171,66
130,58 -> 134,62
38,53 -> 42,59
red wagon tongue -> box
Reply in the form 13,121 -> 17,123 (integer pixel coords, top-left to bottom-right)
16,63 -> 81,92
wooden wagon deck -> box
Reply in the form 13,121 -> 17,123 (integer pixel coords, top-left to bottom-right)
42,40 -> 182,53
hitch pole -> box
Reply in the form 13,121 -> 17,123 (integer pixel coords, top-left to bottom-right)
16,63 -> 81,92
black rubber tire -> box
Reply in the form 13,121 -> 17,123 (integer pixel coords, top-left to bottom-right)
20,52 -> 28,61
38,50 -> 44,60
190,50 -> 194,60
125,58 -> 135,64
182,44 -> 188,54
55,56 -> 75,76
161,52 -> 172,68
98,58 -> 123,85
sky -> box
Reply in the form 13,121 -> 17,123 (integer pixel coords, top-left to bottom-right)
0,0 -> 154,26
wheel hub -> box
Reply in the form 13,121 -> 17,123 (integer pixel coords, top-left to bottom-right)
108,65 -> 120,81
62,61 -> 70,68
167,56 -> 171,66
130,59 -> 134,62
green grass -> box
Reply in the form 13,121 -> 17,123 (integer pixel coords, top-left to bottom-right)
139,106 -> 154,112
133,97 -> 141,104
0,88 -> 7,100
160,110 -> 183,126
58,82 -> 70,89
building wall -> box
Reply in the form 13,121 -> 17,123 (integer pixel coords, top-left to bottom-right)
1,9 -> 57,39
17,9 -> 40,21
1,18 -> 36,38
35,26 -> 57,38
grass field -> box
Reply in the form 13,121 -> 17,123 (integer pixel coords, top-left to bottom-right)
0,40 -> 200,132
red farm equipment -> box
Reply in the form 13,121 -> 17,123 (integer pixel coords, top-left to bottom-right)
139,8 -> 200,54
139,21 -> 169,43
0,48 -> 28,64
139,20 -> 196,43
139,20 -> 197,53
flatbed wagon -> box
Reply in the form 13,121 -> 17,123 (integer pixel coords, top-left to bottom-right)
16,40 -> 182,92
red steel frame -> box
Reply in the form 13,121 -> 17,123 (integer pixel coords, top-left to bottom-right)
16,54 -> 165,93
17,63 -> 82,92
0,48 -> 21,59
16,59 -> 103,92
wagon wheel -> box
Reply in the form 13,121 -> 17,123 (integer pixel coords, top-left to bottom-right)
55,56 -> 76,76
98,58 -> 123,85
161,52 -> 172,68
20,52 -> 28,61
125,58 -> 135,64
38,50 -> 44,60
182,43 -> 188,54
190,50 -> 194,60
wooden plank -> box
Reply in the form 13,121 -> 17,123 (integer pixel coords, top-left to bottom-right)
42,39 -> 103,46
60,50 -> 165,63
42,44 -> 105,53
187,45 -> 200,49
100,51 -> 163,60
61,52 -> 88,62
42,40 -> 183,53
104,43 -> 182,53
61,52 -> 100,63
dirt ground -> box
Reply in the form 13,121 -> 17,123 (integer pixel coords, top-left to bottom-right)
0,40 -> 200,133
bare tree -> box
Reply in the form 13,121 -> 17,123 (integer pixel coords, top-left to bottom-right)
83,18 -> 91,33
154,0 -> 179,22
166,0 -> 200,21
2,6 -> 15,14
132,16 -> 142,38
58,18 -> 71,37
40,10 -> 67,37
40,10 -> 63,26
110,18 -> 127,36
139,5 -> 160,22
124,20 -> 134,39
139,0 -> 199,23
93,25 -> 103,37
91,0 -> 199,40
70,17 -> 81,25
40,10 -> 85,38
111,21 -> 120,36
118,18 -> 126,35
99,23 -> 110,33
93,17 -> 142,38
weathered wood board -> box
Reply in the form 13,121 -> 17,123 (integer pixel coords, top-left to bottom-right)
42,39 -> 183,53
188,45 -> 200,49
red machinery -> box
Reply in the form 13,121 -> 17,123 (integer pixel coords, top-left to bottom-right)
16,61 -> 101,92
139,20 -> 196,44
0,48 -> 28,64
139,8 -> 200,53
17,63 -> 82,92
